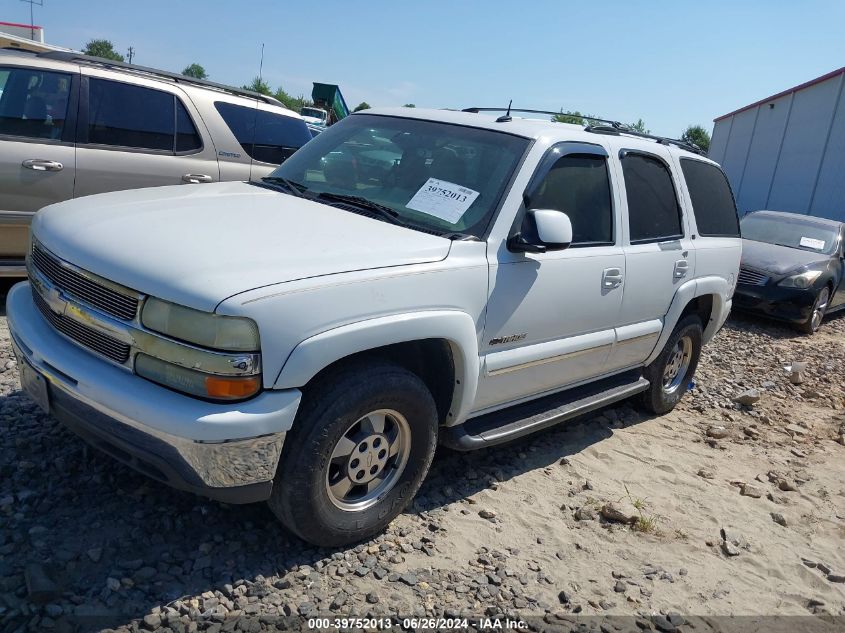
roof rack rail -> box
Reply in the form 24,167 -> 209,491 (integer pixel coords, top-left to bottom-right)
462,106 -> 706,155
36,51 -> 285,107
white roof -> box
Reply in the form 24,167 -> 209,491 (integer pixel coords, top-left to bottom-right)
358,107 -> 707,160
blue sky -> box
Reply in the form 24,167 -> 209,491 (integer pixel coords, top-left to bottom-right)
6,0 -> 844,136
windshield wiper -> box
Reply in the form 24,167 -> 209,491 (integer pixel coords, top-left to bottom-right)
315,192 -> 408,226
261,176 -> 310,198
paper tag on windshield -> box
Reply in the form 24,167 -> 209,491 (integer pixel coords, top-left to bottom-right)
799,236 -> 825,250
406,178 -> 479,223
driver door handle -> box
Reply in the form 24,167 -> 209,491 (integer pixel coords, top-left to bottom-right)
182,174 -> 213,184
602,267 -> 624,289
22,159 -> 63,172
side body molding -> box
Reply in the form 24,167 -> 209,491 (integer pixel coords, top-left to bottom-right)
645,276 -> 731,365
274,310 -> 481,426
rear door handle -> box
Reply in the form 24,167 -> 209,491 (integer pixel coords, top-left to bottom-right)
182,174 -> 213,184
674,259 -> 689,279
602,267 -> 624,289
22,159 -> 63,172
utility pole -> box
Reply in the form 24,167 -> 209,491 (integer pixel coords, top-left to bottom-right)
127,46 -> 135,64
19,0 -> 44,41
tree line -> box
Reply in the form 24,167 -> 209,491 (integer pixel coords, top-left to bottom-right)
553,109 -> 710,152
79,41 -> 711,150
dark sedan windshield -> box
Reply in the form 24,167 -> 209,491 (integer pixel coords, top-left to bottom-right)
267,114 -> 530,237
740,213 -> 840,256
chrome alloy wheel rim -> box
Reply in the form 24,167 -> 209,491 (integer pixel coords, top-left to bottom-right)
325,409 -> 411,511
662,336 -> 693,394
811,287 -> 830,332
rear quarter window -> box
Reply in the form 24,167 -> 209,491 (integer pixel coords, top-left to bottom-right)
214,102 -> 312,165
680,159 -> 740,237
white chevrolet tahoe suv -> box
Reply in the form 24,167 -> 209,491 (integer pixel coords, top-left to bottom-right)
7,107 -> 741,546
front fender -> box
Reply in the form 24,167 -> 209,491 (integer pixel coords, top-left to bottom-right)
274,310 -> 480,425
645,276 -> 731,365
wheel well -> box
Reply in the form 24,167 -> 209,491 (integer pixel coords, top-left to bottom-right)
679,294 -> 714,328
303,339 -> 456,424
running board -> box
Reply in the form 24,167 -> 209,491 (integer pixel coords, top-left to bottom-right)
442,370 -> 649,451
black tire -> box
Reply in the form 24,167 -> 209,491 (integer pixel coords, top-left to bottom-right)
796,285 -> 831,334
640,315 -> 703,415
268,360 -> 438,547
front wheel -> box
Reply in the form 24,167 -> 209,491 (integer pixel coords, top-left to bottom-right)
640,315 -> 703,415
796,286 -> 830,334
268,360 -> 438,547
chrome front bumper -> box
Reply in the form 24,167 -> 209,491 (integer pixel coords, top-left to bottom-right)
7,282 -> 302,504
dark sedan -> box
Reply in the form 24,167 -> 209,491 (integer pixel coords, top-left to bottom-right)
733,210 -> 845,333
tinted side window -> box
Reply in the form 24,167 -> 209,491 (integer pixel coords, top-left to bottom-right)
175,99 -> 201,152
215,101 -> 312,164
88,78 -> 174,151
0,67 -> 72,140
530,154 -> 614,245
680,159 -> 739,237
621,153 -> 683,242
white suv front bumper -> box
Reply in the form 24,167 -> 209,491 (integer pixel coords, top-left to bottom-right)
7,282 -> 302,504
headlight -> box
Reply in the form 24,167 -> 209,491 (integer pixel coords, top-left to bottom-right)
778,270 -> 822,289
141,297 -> 260,351
135,354 -> 261,401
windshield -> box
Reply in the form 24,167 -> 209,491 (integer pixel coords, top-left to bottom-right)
268,114 -> 530,237
301,108 -> 326,120
741,213 -> 839,256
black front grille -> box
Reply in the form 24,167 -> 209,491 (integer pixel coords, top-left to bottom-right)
31,244 -> 139,320
32,288 -> 131,363
738,268 -> 769,286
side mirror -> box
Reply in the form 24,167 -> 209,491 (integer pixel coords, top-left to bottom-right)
508,209 -> 573,253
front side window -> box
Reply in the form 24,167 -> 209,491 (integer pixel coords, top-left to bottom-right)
529,153 -> 614,246
621,152 -> 683,243
681,159 -> 739,237
267,114 -> 530,237
89,78 -> 174,150
215,102 -> 312,164
0,66 -> 71,140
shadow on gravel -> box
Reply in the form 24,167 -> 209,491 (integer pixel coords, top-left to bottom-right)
728,307 -> 845,338
0,371 -> 635,631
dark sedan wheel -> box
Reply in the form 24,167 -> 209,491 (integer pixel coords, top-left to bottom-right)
797,286 -> 830,334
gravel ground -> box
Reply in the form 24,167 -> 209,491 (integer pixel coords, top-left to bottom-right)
1,279 -> 844,633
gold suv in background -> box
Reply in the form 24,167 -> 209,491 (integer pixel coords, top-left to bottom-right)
0,49 -> 312,275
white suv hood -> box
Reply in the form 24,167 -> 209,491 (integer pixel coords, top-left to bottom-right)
32,181 -> 451,312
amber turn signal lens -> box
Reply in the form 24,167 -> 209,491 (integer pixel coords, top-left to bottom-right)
205,376 -> 261,399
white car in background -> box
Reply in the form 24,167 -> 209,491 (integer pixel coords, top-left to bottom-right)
300,106 -> 328,127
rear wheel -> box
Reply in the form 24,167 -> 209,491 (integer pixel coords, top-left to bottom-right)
640,315 -> 703,415
268,360 -> 438,547
797,286 -> 830,334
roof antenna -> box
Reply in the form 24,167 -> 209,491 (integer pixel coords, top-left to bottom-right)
496,100 -> 513,123
248,43 -> 265,182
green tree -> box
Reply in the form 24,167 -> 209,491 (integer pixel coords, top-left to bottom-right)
402,103 -> 416,108
83,39 -> 124,62
552,110 -> 585,125
273,85 -> 294,108
680,124 -> 711,152
628,118 -> 649,134
182,63 -> 207,79
354,102 -> 371,112
244,77 -> 271,96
